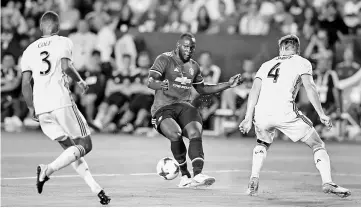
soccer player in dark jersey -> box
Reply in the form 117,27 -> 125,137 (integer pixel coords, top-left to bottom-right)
148,33 -> 243,188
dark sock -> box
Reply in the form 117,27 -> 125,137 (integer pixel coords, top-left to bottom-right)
171,140 -> 190,178
188,137 -> 204,176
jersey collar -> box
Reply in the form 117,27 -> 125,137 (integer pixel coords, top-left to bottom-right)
41,34 -> 58,38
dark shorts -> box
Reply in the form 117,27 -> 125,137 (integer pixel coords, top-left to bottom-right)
129,94 -> 154,113
105,92 -> 128,107
151,102 -> 203,136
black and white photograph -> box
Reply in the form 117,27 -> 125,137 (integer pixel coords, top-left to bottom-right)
1,0 -> 361,207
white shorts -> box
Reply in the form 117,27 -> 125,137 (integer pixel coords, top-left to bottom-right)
254,110 -> 314,143
38,105 -> 91,141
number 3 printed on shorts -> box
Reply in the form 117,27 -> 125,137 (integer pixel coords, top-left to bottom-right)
40,51 -> 51,75
267,62 -> 281,83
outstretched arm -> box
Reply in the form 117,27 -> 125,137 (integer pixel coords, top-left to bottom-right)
244,78 -> 262,120
193,74 -> 242,95
193,82 -> 231,95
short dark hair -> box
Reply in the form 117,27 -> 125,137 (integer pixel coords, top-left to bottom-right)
41,11 -> 59,24
179,32 -> 196,41
40,11 -> 59,33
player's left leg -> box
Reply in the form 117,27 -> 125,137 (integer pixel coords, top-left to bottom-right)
301,129 -> 351,198
180,104 -> 215,188
280,113 -> 351,198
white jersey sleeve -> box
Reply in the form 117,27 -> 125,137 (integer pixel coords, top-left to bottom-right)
20,49 -> 32,73
297,58 -> 313,76
255,63 -> 267,80
60,38 -> 74,61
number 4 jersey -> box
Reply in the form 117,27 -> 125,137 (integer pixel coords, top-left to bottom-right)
255,54 -> 313,117
21,35 -> 74,115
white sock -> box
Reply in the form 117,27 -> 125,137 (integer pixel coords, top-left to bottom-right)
251,145 -> 267,178
47,145 -> 86,176
72,157 -> 102,194
314,148 -> 332,184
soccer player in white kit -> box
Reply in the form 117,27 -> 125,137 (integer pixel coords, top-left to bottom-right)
21,11 -> 110,205
239,35 -> 351,198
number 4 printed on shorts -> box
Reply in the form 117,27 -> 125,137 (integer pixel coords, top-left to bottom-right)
267,62 -> 281,83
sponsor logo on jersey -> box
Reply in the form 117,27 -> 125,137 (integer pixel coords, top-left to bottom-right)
173,76 -> 192,89
174,76 -> 192,85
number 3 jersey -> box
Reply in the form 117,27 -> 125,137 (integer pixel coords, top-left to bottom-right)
255,54 -> 312,117
21,35 -> 74,115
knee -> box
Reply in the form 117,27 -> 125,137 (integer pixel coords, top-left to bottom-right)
167,131 -> 182,142
187,129 -> 202,140
256,139 -> 271,150
311,140 -> 325,153
80,136 -> 93,154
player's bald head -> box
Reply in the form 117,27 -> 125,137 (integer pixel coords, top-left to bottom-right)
278,34 -> 300,55
40,11 -> 59,35
176,33 -> 196,62
178,32 -> 196,45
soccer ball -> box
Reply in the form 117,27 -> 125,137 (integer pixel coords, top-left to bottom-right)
156,157 -> 180,180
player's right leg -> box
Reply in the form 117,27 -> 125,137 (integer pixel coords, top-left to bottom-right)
247,121 -> 275,196
302,129 -> 351,198
36,116 -> 91,194
58,137 -> 111,205
153,108 -> 192,188
38,106 -> 110,204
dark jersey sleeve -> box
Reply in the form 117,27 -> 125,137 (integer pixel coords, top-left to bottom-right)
193,62 -> 204,85
150,54 -> 169,76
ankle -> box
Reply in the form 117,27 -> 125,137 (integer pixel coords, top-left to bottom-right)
45,165 -> 54,177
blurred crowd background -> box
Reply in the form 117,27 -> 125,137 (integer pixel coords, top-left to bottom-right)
1,0 -> 361,141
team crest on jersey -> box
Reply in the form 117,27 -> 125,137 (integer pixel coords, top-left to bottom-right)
189,68 -> 194,76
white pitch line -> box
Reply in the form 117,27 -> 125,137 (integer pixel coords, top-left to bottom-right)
2,169 -> 361,181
